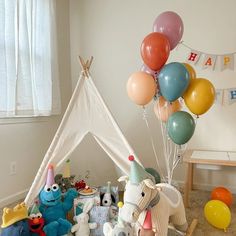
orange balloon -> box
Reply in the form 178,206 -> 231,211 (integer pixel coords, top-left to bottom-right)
127,72 -> 157,106
154,97 -> 181,122
211,187 -> 233,207
183,78 -> 215,115
141,32 -> 170,71
182,63 -> 196,80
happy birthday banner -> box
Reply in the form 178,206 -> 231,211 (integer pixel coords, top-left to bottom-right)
215,88 -> 236,105
179,42 -> 236,71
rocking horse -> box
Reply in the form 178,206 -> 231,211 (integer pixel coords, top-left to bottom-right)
118,156 -> 197,236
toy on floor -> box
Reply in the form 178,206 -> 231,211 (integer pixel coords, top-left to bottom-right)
75,179 -> 86,190
71,198 -> 97,236
103,201 -> 133,236
28,203 -> 45,236
39,164 -> 78,236
101,181 -> 112,206
1,202 -> 30,236
54,173 -> 76,193
54,159 -> 76,193
119,156 -> 188,236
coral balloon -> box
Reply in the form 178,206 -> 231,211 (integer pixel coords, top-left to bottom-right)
127,72 -> 157,106
158,62 -> 190,102
204,200 -> 231,231
167,111 -> 195,145
182,63 -> 196,81
154,96 -> 181,122
211,187 -> 233,207
141,32 -> 170,71
153,11 -> 184,50
183,78 -> 215,115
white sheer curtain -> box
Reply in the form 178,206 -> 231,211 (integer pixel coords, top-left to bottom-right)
0,0 -> 60,117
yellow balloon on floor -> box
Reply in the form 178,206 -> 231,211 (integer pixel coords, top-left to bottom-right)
204,200 -> 231,231
182,63 -> 196,80
183,78 -> 215,115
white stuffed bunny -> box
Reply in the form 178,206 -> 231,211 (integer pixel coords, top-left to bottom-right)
71,198 -> 97,236
103,202 -> 134,236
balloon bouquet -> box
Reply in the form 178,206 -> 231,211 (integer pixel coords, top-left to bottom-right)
127,11 -> 216,183
204,186 -> 233,231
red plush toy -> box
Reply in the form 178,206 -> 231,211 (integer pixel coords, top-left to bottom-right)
75,179 -> 86,190
28,204 -> 45,236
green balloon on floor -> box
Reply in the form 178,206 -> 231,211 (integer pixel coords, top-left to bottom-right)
145,168 -> 161,184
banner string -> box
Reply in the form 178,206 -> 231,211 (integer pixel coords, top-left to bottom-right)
178,41 -> 236,56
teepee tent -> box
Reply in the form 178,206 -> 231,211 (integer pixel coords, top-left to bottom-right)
25,57 -> 140,206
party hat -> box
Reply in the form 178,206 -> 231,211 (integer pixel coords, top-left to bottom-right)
142,209 -> 152,230
46,164 -> 55,187
29,203 -> 40,215
117,202 -> 125,227
128,156 -> 154,184
106,181 -> 111,194
63,159 -> 71,178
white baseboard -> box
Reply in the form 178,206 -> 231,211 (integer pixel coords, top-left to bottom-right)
176,180 -> 236,194
0,189 -> 28,208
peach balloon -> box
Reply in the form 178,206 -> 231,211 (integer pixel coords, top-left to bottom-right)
154,96 -> 181,122
127,72 -> 157,106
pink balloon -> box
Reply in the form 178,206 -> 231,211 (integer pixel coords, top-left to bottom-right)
141,64 -> 159,78
153,11 -> 184,50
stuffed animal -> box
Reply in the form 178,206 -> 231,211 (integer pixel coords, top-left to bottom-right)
1,202 -> 30,236
71,198 -> 97,236
101,181 -> 112,207
39,164 -> 78,236
103,202 -> 134,236
74,179 -> 86,190
54,174 -> 76,193
100,182 -> 116,207
28,203 -> 45,236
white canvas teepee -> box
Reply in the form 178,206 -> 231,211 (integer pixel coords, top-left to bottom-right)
25,57 -> 139,206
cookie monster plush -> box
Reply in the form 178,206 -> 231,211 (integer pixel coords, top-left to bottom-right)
39,164 -> 78,236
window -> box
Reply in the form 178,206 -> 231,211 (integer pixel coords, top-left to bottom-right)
0,0 -> 60,117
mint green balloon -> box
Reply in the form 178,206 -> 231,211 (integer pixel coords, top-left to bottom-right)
167,111 -> 195,145
145,168 -> 161,184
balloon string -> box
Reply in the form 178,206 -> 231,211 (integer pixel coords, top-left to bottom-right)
142,107 -> 166,182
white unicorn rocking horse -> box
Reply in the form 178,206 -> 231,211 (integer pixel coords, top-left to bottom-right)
119,156 -> 197,236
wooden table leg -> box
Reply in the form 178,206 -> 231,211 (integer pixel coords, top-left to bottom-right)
184,163 -> 193,207
189,163 -> 193,191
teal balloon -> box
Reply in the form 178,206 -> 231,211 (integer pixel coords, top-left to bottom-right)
145,168 -> 161,184
167,111 -> 195,145
158,62 -> 190,102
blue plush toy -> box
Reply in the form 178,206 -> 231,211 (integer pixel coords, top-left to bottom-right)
39,164 -> 78,236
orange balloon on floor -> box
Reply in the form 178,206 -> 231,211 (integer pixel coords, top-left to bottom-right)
211,187 -> 233,207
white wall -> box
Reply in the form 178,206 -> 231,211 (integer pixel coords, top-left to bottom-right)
69,0 -> 236,190
0,0 -> 72,206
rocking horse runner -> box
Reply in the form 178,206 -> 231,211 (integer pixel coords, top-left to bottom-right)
119,156 -> 188,236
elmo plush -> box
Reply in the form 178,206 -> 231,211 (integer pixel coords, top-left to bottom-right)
28,204 -> 45,236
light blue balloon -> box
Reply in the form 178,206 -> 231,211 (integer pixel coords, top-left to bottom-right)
158,62 -> 190,102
